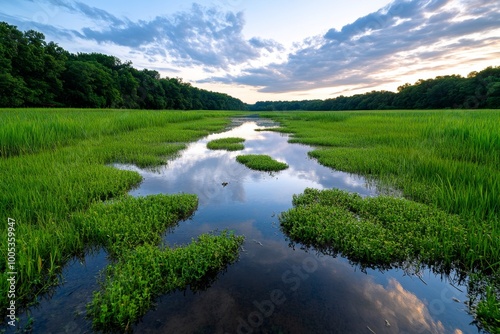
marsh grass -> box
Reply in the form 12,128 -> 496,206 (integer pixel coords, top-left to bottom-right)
475,285 -> 500,333
207,137 -> 245,151
87,231 -> 244,331
72,194 -> 199,256
264,110 -> 500,221
280,188 -> 467,268
0,108 -> 240,319
236,154 -> 288,172
71,193 -> 244,331
0,109 -> 218,157
266,110 -> 500,331
476,286 -> 500,333
264,111 -> 500,262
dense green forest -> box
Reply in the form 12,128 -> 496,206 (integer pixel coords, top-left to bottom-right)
1,22 -> 499,111
0,22 -> 246,110
250,67 -> 500,111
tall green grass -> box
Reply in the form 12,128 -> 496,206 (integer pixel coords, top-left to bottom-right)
264,110 -> 500,221
0,108 -> 240,319
0,109 -> 219,157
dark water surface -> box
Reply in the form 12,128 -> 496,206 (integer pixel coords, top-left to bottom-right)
8,117 -> 477,333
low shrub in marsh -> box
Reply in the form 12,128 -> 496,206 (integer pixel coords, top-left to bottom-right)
74,194 -> 244,331
87,231 -> 244,331
72,194 -> 199,257
280,188 -> 468,268
475,286 -> 500,333
207,137 -> 245,151
236,154 -> 288,172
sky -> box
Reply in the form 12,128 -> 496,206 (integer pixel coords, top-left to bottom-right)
1,0 -> 499,104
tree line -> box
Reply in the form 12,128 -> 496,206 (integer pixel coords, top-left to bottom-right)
0,22 -> 246,110
249,67 -> 500,111
2,22 -> 499,112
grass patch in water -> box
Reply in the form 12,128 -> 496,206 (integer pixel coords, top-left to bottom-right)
206,137 -> 245,151
264,110 -> 500,272
476,286 -> 500,333
87,232 -> 243,331
74,194 -> 243,331
236,154 -> 288,171
88,232 -> 243,331
72,194 -> 199,257
280,188 -> 467,268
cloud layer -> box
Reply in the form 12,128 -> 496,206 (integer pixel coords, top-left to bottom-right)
206,0 -> 500,93
14,1 -> 283,70
4,0 -> 500,96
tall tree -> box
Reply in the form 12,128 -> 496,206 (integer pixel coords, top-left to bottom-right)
62,61 -> 119,108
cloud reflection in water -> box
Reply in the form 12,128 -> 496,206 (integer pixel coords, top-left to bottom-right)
114,119 -> 376,207
114,118 -> 472,333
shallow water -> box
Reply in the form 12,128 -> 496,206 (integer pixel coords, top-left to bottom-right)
6,117 -> 477,333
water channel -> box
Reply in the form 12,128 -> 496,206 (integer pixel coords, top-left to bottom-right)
8,117 -> 477,333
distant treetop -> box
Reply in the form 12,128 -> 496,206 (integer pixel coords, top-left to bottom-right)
0,22 -> 246,110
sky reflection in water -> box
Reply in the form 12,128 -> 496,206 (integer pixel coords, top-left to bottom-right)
118,118 -> 474,334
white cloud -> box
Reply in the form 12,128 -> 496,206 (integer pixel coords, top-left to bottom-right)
3,0 -> 499,102
206,0 -> 500,93
13,1 -> 284,71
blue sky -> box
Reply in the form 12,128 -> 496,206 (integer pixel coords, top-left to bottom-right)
1,0 -> 499,103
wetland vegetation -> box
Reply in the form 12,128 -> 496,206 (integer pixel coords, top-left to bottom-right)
280,188 -> 467,268
0,108 -> 244,329
264,109 -> 500,332
206,137 -> 245,151
1,108 -> 499,332
236,154 -> 289,172
2,19 -> 500,334
73,193 -> 243,330
87,230 -> 243,331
